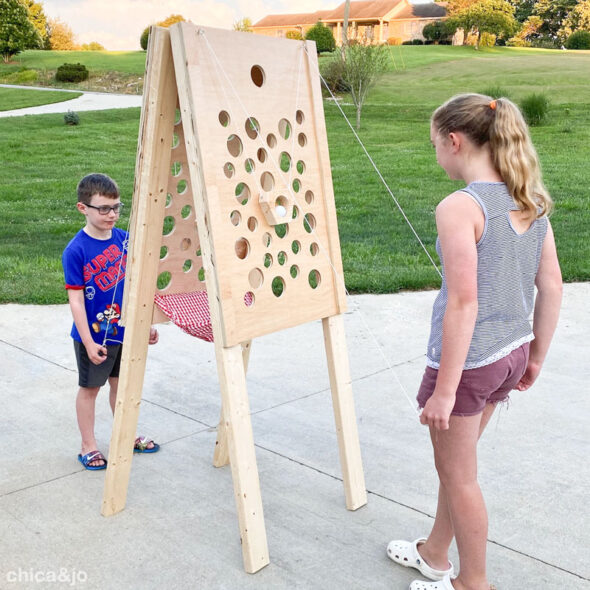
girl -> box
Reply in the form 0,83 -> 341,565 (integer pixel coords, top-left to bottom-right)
386,94 -> 562,590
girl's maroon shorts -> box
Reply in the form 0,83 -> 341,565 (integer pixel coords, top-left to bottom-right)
417,342 -> 530,417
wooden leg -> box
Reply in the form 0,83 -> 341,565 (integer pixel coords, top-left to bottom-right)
213,340 -> 252,468
215,343 -> 269,573
322,315 -> 367,511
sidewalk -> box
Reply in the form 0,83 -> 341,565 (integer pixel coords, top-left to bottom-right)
0,84 -> 141,118
0,284 -> 588,589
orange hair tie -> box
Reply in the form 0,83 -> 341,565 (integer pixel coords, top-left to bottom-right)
489,100 -> 497,110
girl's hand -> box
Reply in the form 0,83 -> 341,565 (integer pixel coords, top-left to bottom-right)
420,395 -> 455,430
149,327 -> 159,345
514,360 -> 542,391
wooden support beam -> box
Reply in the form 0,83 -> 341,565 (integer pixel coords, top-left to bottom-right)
101,27 -> 177,517
323,314 -> 367,511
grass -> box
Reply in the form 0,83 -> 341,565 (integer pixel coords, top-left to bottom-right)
0,46 -> 588,303
0,87 -> 82,111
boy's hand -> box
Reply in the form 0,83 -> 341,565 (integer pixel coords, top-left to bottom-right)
86,342 -> 108,364
149,327 -> 159,345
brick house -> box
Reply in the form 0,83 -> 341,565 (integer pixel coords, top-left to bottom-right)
251,0 -> 447,44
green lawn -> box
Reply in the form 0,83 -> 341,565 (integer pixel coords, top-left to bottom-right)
0,46 -> 588,303
0,87 -> 82,111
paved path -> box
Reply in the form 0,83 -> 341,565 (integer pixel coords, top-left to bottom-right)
0,83 -> 141,118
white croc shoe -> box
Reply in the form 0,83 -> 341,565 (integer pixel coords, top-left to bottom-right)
409,575 -> 454,590
386,538 -> 454,581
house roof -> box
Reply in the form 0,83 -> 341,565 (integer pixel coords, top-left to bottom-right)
322,0 -> 404,21
253,10 -> 331,28
394,2 -> 447,19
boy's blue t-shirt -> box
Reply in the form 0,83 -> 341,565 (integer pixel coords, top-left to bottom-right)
62,228 -> 128,345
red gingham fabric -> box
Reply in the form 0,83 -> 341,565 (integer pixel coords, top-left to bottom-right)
154,291 -> 214,342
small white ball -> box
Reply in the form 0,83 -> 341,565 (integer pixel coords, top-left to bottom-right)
275,205 -> 287,217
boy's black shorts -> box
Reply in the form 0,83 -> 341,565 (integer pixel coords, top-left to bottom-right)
74,341 -> 122,388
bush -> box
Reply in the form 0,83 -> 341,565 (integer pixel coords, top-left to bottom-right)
479,32 -> 496,47
565,30 -> 590,49
387,37 -> 402,45
411,38 -> 424,45
305,22 -> 336,53
480,85 -> 510,100
320,57 -> 350,94
3,68 -> 38,84
286,30 -> 303,40
520,93 -> 550,126
140,27 -> 150,50
64,110 -> 80,126
55,63 -> 89,83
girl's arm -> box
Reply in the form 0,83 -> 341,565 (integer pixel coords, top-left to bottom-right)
67,289 -> 107,364
515,221 -> 562,390
420,192 -> 480,430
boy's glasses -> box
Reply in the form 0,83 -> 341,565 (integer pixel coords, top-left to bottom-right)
86,203 -> 124,215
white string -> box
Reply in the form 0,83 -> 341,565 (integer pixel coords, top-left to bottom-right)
199,32 -> 424,416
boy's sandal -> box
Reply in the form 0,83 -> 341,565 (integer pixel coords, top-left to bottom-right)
133,436 -> 160,453
409,575 -> 454,590
387,538 -> 454,581
78,450 -> 107,471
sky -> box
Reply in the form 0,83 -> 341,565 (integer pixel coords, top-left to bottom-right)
41,0 -> 340,50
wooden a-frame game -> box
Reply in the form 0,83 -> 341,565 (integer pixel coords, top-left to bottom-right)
101,23 -> 367,573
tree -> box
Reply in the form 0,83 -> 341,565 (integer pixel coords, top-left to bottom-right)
559,0 -> 590,42
233,17 -> 252,32
340,42 -> 389,129
532,0 -> 578,40
507,14 -> 543,45
0,0 -> 41,63
140,14 -> 186,50
48,17 -> 76,50
24,0 -> 49,48
446,0 -> 482,16
453,0 -> 518,47
422,20 -> 455,43
305,22 -> 336,53
509,0 -> 537,23
285,30 -> 303,40
81,41 -> 104,51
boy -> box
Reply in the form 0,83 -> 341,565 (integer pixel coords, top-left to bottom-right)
62,173 -> 159,470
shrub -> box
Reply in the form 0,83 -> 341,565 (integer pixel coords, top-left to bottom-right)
55,63 -> 89,83
320,57 -> 350,94
387,37 -> 402,45
64,110 -> 80,125
305,22 -> 336,53
520,93 -> 550,126
286,30 -> 303,40
140,27 -> 150,50
411,38 -> 424,45
565,30 -> 590,49
480,85 -> 510,100
479,32 -> 496,47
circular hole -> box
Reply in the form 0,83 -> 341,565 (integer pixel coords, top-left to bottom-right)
183,259 -> 193,272
248,268 -> 264,289
279,151 -> 292,172
262,232 -> 272,248
196,247 -> 202,257
245,158 -> 255,174
235,183 -> 251,205
310,242 -> 319,256
163,215 -> 175,236
227,134 -> 243,158
158,271 -> 172,290
267,134 -> 277,149
296,110 -> 305,125
245,291 -> 255,307
278,251 -> 287,266
198,267 -> 205,281
177,179 -> 187,194
172,133 -> 179,148
181,205 -> 192,219
308,270 -> 321,289
257,147 -> 267,163
235,237 -> 250,260
245,117 -> 260,140
278,118 -> 292,140
180,238 -> 191,251
251,65 -> 265,87
291,240 -> 301,254
263,253 -> 273,268
223,162 -> 235,179
290,264 -> 299,279
260,171 -> 274,192
298,133 -> 307,147
305,190 -> 314,205
247,216 -> 258,231
160,245 -> 168,259
275,223 -> 288,239
166,193 -> 172,207
219,111 -> 230,127
171,162 -> 182,177
292,205 -> 299,219
272,276 -> 285,297
175,109 -> 181,124
296,160 -> 305,174
292,179 -> 301,193
230,210 -> 241,226
303,213 -> 316,234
